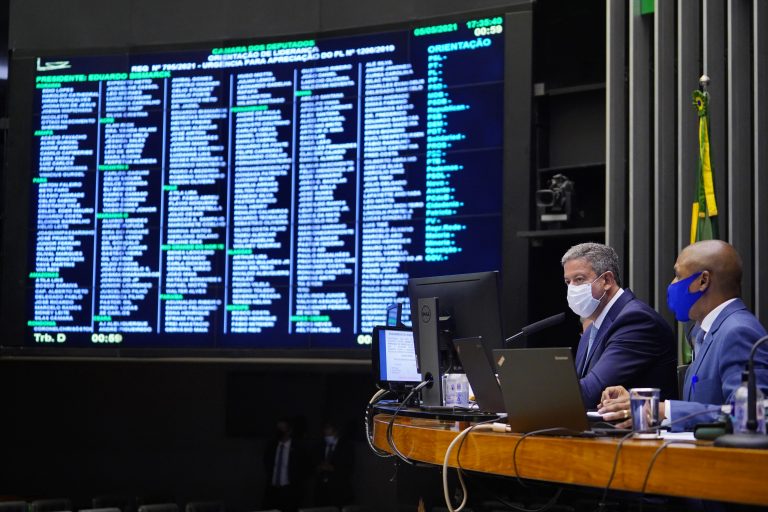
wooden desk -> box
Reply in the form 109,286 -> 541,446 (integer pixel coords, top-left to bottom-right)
373,414 -> 768,506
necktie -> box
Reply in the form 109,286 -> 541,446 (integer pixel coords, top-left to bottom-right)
272,442 -> 284,486
693,329 -> 706,361
581,326 -> 598,377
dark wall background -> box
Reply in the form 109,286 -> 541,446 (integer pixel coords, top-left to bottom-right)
2,1 -> 606,510
0,360 -> 392,511
9,0 -> 531,52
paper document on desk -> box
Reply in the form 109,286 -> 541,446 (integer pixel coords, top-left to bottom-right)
660,431 -> 696,441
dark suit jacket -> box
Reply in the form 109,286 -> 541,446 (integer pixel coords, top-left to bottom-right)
263,438 -> 310,487
313,437 -> 354,506
314,438 -> 354,479
577,288 -> 678,407
670,299 -> 768,431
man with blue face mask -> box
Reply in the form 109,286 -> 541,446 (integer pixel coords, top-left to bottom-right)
562,243 -> 678,408
599,240 -> 768,431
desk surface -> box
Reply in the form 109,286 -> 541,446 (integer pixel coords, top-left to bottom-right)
373,414 -> 768,506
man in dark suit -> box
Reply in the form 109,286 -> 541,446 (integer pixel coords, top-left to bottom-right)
262,418 -> 309,512
600,240 -> 768,431
313,422 -> 354,507
562,243 -> 678,407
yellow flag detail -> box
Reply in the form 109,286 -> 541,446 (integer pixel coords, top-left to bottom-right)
690,202 -> 699,245
699,119 -> 718,217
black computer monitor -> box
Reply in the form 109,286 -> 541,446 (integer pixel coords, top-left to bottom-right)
407,271 -> 504,405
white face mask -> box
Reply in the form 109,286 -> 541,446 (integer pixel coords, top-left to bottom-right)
567,273 -> 607,318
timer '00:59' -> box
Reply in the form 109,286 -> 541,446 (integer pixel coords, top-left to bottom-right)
91,333 -> 123,344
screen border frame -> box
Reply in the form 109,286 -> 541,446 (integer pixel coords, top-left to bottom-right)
370,324 -> 421,390
1,6 -> 533,359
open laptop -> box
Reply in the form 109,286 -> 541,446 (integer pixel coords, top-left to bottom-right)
493,347 -> 627,436
453,337 -> 506,413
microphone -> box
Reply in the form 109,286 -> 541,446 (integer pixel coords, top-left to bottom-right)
714,334 -> 768,449
505,312 -> 566,346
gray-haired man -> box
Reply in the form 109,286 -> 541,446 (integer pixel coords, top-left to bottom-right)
562,242 -> 678,407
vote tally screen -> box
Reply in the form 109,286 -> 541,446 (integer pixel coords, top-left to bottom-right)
26,15 -> 504,350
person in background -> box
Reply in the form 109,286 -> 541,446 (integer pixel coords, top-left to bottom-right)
262,417 -> 310,512
599,240 -> 768,431
561,243 -> 678,407
313,421 -> 354,507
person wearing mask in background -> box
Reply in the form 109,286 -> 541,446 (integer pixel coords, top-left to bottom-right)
562,243 -> 678,408
599,240 -> 768,431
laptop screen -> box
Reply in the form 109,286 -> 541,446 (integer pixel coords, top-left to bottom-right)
378,327 -> 421,384
494,347 -> 590,433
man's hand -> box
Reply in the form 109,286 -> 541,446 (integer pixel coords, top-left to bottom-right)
598,385 -> 632,428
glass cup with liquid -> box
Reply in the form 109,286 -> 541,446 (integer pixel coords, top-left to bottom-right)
629,387 -> 661,438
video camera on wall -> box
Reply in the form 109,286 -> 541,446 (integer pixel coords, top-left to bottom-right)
535,173 -> 574,224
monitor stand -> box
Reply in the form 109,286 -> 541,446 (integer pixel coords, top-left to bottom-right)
416,297 -> 443,407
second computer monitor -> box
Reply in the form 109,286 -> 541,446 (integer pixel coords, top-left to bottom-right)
407,271 -> 504,367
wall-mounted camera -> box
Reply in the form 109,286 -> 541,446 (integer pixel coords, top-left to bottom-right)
535,173 -> 574,224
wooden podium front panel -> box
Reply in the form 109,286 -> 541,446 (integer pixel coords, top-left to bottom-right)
373,414 -> 768,506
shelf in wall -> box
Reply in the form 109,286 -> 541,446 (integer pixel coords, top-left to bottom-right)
517,226 -> 605,238
535,82 -> 606,97
537,161 -> 605,174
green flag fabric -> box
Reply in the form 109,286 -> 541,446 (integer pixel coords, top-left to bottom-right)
691,89 -> 719,243
681,89 -> 720,364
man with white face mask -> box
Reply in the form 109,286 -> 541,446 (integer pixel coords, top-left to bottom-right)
562,243 -> 678,407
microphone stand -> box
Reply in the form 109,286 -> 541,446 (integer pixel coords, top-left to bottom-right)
714,335 -> 768,449
504,312 -> 566,347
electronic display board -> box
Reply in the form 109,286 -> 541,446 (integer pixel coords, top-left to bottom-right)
18,14 -> 508,350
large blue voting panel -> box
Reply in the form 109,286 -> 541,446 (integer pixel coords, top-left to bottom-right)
14,14 -> 513,351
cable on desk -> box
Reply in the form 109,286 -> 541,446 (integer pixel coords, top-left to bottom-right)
452,418 -> 506,510
596,407 -> 722,511
365,388 -> 394,458
442,421 -> 501,512
597,430 -> 635,510
386,380 -> 430,465
507,428 -> 569,512
448,420 -> 564,512
511,428 -> 579,489
637,439 -> 696,512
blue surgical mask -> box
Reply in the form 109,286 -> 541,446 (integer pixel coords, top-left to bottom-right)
666,271 -> 705,322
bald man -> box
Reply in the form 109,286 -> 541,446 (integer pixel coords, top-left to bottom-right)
599,240 -> 768,431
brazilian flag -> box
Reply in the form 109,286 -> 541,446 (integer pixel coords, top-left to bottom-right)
690,89 -> 719,243
681,89 -> 720,363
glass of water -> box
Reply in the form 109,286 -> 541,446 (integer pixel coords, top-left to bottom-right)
629,387 -> 661,438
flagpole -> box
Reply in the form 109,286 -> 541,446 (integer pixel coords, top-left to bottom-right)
700,74 -> 710,90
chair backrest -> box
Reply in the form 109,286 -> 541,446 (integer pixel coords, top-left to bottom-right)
137,504 -> 178,512
30,499 -> 72,512
185,503 -> 224,512
92,495 -> 135,512
0,501 -> 27,512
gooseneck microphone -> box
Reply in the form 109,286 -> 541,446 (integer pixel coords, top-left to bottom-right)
505,312 -> 566,346
714,334 -> 768,449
